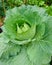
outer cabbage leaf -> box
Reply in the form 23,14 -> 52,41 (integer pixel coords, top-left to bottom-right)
0,47 -> 33,65
27,41 -> 52,65
43,16 -> 52,42
0,39 -> 7,58
7,47 -> 33,65
0,33 -> 21,60
0,33 -> 10,57
0,42 -> 21,61
34,22 -> 45,40
43,64 -> 50,65
0,32 -> 10,44
27,16 -> 52,65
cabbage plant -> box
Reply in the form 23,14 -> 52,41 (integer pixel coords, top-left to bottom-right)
0,5 -> 52,65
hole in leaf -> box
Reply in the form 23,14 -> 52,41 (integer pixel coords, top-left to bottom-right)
0,28 -> 3,33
